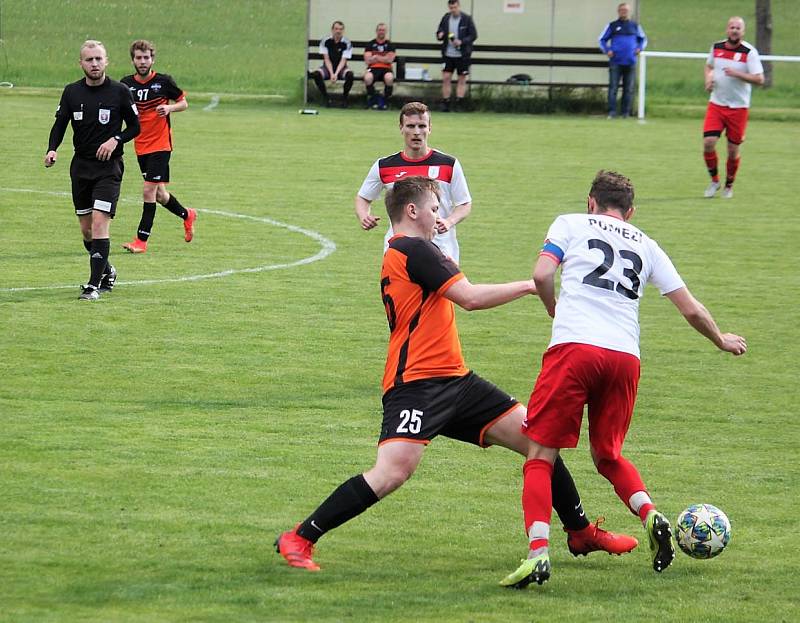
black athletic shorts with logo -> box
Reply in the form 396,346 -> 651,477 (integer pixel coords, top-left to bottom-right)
442,57 -> 470,75
137,151 -> 171,184
379,371 -> 519,447
70,155 -> 124,217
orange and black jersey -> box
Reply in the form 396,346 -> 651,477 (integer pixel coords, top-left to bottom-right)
381,234 -> 469,394
120,72 -> 185,155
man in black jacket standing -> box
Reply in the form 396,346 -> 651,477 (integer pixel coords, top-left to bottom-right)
45,40 -> 140,300
436,0 -> 478,112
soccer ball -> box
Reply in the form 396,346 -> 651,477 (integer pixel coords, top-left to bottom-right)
675,503 -> 731,559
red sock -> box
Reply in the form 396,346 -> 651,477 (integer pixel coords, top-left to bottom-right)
522,459 -> 554,550
596,455 -> 648,516
703,151 -> 719,182
637,502 -> 656,523
726,156 -> 741,187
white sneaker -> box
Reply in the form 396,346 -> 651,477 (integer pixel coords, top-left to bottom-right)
721,185 -> 734,199
704,181 -> 721,198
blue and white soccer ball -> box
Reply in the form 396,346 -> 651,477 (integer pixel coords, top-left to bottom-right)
675,503 -> 731,559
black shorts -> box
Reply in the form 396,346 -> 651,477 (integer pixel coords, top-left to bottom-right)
318,66 -> 353,80
379,372 -> 519,447
137,151 -> 171,184
70,155 -> 124,218
366,68 -> 393,82
442,57 -> 470,75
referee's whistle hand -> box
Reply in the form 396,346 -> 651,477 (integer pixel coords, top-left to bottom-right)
44,151 -> 57,167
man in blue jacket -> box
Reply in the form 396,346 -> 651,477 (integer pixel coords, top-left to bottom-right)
599,3 -> 647,118
436,0 -> 478,112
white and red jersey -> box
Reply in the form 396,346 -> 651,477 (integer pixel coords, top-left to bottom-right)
539,213 -> 685,358
357,149 -> 471,263
707,40 -> 763,109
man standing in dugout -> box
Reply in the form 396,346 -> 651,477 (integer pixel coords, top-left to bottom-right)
436,0 -> 478,112
120,39 -> 196,254
45,40 -> 140,300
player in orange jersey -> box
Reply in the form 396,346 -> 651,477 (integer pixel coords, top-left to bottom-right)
120,40 -> 196,254
276,177 -> 638,574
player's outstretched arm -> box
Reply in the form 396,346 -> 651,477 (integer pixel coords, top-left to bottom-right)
443,276 -> 536,311
666,287 -> 747,356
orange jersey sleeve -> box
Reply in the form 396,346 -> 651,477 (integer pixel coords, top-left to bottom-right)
380,235 -> 469,394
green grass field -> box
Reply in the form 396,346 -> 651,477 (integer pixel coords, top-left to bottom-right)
1,1 -> 799,620
1,89 -> 799,622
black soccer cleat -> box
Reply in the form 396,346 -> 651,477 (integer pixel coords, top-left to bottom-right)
78,284 -> 100,301
499,553 -> 551,589
646,511 -> 676,573
99,264 -> 117,293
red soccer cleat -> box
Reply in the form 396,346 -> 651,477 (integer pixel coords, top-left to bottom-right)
183,208 -> 197,242
275,524 -> 321,571
122,238 -> 147,254
565,516 -> 639,556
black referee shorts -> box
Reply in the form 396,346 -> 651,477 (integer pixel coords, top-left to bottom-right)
70,155 -> 124,218
379,372 -> 520,447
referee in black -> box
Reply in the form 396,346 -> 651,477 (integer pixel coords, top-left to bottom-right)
45,40 -> 140,300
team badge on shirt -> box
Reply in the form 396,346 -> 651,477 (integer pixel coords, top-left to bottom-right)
98,108 -> 110,124
428,166 -> 440,178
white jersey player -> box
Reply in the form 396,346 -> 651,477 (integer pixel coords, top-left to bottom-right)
540,211 -> 684,358
500,170 -> 746,590
355,101 -> 471,264
702,16 -> 764,199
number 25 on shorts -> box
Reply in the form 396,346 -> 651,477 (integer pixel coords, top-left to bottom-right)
396,409 -> 423,434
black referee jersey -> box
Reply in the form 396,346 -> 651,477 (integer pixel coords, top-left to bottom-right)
48,77 -> 140,160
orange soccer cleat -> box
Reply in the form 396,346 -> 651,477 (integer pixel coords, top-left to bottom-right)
565,516 -> 639,557
275,524 -> 321,571
122,238 -> 148,254
183,208 -> 197,242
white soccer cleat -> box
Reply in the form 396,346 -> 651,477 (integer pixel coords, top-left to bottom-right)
704,181 -> 721,198
721,186 -> 734,199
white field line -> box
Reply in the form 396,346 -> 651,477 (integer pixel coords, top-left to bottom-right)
203,95 -> 220,111
0,187 -> 337,292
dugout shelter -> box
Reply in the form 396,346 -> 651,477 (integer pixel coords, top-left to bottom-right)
305,0 -> 638,102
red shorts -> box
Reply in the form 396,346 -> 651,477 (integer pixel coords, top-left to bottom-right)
522,343 -> 640,460
703,101 -> 749,144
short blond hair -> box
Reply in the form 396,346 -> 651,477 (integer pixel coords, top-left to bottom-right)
80,40 -> 106,58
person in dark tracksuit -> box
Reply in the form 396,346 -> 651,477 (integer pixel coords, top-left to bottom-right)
45,40 -> 140,300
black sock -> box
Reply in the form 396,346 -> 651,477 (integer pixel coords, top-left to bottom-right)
83,239 -> 92,253
88,238 -> 110,288
312,72 -> 328,98
385,85 -> 393,98
551,455 -> 590,531
343,73 -> 354,97
366,83 -> 376,96
296,474 -> 379,543
137,202 -> 157,241
162,194 -> 188,220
